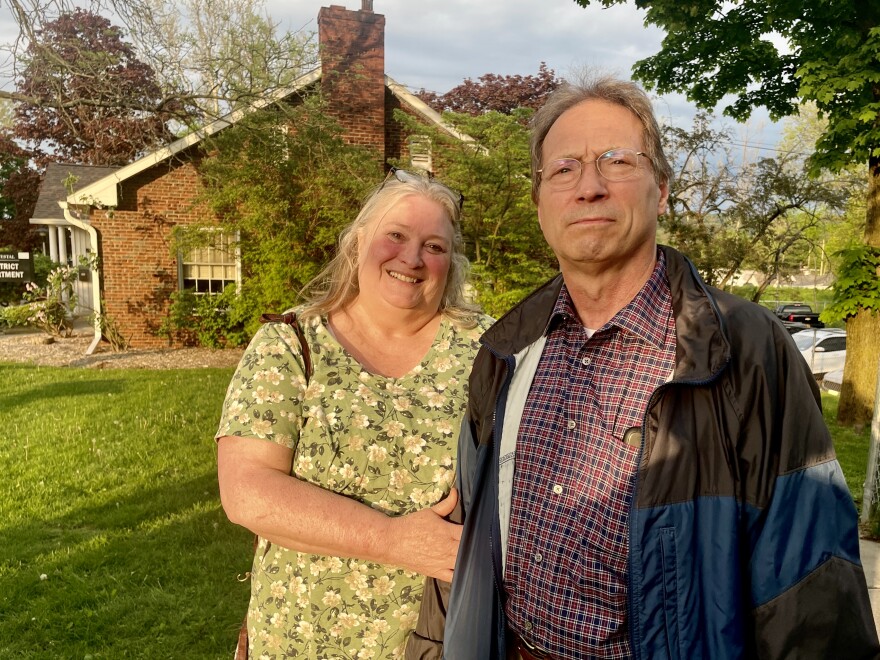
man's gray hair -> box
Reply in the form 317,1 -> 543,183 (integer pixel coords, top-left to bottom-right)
529,73 -> 673,203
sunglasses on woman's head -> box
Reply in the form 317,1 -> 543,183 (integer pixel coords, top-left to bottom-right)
383,167 -> 465,212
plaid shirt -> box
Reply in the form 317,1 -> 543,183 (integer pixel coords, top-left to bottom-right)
504,253 -> 676,659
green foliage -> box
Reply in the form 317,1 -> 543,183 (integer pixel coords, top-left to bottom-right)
821,392 -> 871,512
0,252 -> 57,305
190,94 -> 380,341
821,246 -> 880,323
393,107 -> 557,318
159,286 -> 251,349
0,364 -> 251,656
570,0 -> 880,176
0,260 -> 81,336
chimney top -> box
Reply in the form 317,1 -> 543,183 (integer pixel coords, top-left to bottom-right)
362,0 -> 373,11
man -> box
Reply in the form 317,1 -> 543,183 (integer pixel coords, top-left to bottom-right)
426,75 -> 878,659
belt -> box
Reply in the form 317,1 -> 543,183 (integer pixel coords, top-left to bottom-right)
510,629 -> 554,660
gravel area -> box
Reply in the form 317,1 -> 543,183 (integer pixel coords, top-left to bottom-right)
0,326 -> 245,370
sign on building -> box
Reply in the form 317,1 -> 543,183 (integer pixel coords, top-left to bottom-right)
0,252 -> 34,282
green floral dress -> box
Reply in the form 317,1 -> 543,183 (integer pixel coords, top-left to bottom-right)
216,312 -> 492,659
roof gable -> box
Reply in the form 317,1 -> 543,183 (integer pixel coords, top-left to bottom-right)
67,71 -> 473,210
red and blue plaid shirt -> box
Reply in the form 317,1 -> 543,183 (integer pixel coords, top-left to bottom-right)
505,253 -> 676,659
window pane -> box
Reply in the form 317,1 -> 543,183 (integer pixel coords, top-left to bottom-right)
179,231 -> 238,295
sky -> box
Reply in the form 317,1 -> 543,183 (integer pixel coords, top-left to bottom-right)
0,0 -> 784,152
263,0 -> 784,153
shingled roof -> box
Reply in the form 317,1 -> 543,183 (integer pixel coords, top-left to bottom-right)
32,163 -> 121,222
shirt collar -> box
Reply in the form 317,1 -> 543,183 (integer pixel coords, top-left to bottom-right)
548,249 -> 672,350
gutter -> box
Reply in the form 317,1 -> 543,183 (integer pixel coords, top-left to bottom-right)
61,204 -> 102,355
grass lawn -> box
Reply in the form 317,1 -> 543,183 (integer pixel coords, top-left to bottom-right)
0,363 -> 252,659
0,364 -> 874,658
823,392 -> 873,510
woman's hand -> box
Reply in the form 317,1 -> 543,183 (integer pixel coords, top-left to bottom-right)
384,488 -> 462,581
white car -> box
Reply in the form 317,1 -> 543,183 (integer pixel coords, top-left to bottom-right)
791,328 -> 847,379
820,368 -> 844,394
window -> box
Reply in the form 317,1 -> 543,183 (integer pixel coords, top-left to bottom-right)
818,337 -> 846,352
179,231 -> 239,294
408,135 -> 432,173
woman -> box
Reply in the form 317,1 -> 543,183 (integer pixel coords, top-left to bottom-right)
216,170 -> 493,658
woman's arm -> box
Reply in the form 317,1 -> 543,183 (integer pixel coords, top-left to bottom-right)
217,435 -> 462,581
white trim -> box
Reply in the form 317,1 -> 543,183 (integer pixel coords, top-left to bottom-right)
62,204 -> 102,355
66,71 -> 481,210
498,336 -> 547,570
385,76 -> 479,147
67,69 -> 323,208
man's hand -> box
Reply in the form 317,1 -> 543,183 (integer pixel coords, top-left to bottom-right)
386,488 -> 462,581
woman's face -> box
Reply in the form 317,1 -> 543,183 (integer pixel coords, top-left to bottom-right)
357,194 -> 454,318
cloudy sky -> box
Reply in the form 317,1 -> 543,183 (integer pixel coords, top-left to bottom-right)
264,0 -> 782,151
0,0 -> 783,150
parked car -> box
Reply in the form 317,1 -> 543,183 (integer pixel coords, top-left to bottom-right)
774,303 -> 825,328
820,368 -> 844,394
781,321 -> 811,334
791,328 -> 847,379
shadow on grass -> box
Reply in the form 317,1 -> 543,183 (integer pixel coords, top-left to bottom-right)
0,366 -> 126,410
0,471 -> 254,658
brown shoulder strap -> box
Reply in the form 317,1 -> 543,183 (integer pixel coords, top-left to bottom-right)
259,312 -> 312,379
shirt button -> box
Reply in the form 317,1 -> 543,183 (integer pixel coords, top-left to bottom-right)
581,356 -> 591,366
566,419 -> 576,430
552,484 -> 563,495
524,621 -> 533,632
534,552 -> 543,563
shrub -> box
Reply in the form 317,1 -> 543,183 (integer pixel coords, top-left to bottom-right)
159,285 -> 250,349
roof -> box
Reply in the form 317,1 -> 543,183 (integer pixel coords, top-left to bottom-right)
67,69 -> 473,209
32,163 -> 121,222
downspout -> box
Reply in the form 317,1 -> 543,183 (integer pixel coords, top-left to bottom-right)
61,203 -> 102,355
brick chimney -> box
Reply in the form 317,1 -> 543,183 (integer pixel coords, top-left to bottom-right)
317,4 -> 386,155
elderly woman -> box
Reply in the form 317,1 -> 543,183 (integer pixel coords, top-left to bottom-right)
216,170 -> 493,658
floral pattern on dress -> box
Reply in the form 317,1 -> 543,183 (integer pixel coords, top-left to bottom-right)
217,312 -> 492,659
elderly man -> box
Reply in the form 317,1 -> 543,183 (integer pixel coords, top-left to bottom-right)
409,74 -> 879,660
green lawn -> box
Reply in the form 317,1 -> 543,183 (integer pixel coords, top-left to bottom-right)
0,363 -> 252,659
823,392 -> 873,510
0,364 -> 873,658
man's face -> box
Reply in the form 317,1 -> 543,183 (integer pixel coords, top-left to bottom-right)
536,99 -> 669,273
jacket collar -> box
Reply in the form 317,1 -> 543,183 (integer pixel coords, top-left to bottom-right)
481,246 -> 731,383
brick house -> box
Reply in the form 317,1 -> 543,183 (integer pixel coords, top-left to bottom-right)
28,1 -> 470,350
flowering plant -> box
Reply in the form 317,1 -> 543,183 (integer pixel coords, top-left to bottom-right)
1,262 -> 81,337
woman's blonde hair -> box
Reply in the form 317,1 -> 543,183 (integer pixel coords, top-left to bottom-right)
299,172 -> 480,327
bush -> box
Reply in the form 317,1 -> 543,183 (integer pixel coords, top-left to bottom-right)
0,252 -> 58,305
0,261 -> 79,336
159,286 -> 250,349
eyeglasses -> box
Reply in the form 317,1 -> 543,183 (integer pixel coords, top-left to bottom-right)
384,167 -> 465,212
537,148 -> 653,190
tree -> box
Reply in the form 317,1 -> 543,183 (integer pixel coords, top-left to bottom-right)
13,8 -> 177,167
1,0 -> 317,125
659,111 -> 852,299
394,107 -> 558,317
572,0 -> 880,426
417,63 -> 562,119
110,0 -> 316,120
0,130 -> 40,250
171,94 -> 381,342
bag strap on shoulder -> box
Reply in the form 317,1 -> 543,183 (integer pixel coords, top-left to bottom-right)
259,312 -> 312,379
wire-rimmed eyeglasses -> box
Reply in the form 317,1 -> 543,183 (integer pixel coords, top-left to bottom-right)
383,167 -> 465,212
537,148 -> 653,190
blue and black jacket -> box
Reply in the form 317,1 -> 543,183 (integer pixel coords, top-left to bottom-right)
407,246 -> 879,660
